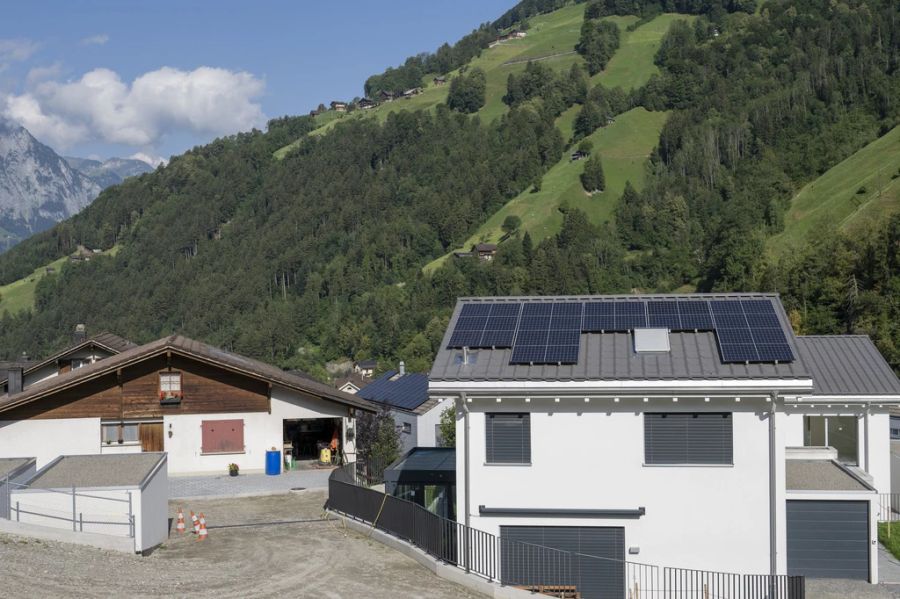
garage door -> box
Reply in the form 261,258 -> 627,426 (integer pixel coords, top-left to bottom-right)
786,500 -> 869,580
500,526 -> 624,599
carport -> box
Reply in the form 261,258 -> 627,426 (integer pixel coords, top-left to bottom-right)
786,458 -> 878,582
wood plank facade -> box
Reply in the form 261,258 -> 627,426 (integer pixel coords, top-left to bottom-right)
3,354 -> 269,421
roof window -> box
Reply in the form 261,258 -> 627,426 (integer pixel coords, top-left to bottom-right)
634,328 -> 670,353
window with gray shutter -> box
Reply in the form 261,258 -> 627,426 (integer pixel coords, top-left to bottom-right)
644,413 -> 732,465
486,413 -> 531,464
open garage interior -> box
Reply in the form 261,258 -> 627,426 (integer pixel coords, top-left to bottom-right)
283,417 -> 341,464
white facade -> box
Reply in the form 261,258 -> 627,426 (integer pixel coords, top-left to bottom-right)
0,386 -> 358,475
445,392 -> 893,583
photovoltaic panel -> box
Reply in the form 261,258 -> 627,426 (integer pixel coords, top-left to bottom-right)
583,302 -> 615,332
459,303 -> 491,318
648,300 -> 681,330
677,301 -> 714,330
615,302 -> 647,330
544,344 -> 579,363
510,302 -> 581,364
510,344 -> 547,364
448,302 -> 521,349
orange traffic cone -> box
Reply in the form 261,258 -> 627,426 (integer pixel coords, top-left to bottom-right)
176,508 -> 185,534
197,513 -> 208,541
190,510 -> 199,534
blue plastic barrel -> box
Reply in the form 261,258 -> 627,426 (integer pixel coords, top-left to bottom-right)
265,450 -> 281,476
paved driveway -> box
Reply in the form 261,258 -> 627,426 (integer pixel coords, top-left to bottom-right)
804,546 -> 900,599
169,468 -> 332,498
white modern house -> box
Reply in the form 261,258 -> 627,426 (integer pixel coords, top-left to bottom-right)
356,363 -> 448,454
0,335 -> 376,474
429,294 -> 900,595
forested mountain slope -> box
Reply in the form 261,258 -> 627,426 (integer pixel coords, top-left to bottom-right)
0,0 -> 898,379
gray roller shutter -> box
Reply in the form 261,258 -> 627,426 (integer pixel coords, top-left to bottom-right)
486,413 -> 530,463
644,413 -> 733,464
787,500 -> 869,580
500,525 -> 624,599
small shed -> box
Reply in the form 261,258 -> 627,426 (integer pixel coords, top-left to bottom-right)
385,447 -> 456,519
0,457 -> 36,517
9,453 -> 168,553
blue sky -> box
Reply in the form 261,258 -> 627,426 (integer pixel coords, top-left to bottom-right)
0,0 -> 513,163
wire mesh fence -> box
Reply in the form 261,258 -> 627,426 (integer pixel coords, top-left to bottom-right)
328,463 -> 804,599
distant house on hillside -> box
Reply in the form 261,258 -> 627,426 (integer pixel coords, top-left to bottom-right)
356,363 -> 446,454
378,90 -> 395,102
473,243 -> 497,261
353,359 -> 378,378
358,97 -> 377,110
571,150 -> 588,161
511,30 -> 527,39
330,101 -> 347,112
433,76 -> 447,86
402,88 -> 422,98
68,245 -> 96,263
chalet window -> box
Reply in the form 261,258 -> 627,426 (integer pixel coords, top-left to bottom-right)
486,413 -> 530,464
201,419 -> 245,454
101,422 -> 140,445
401,422 -> 412,434
159,371 -> 183,403
644,413 -> 733,465
71,359 -> 87,370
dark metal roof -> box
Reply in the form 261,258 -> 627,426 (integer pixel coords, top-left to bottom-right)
431,293 -> 810,383
0,335 -> 377,413
357,370 -> 430,412
384,447 -> 456,485
794,336 -> 900,397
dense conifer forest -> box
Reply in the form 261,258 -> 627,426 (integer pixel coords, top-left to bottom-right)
0,0 -> 898,379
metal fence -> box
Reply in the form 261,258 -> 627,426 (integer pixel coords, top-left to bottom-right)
328,463 -> 804,599
877,493 -> 900,522
1,476 -> 134,538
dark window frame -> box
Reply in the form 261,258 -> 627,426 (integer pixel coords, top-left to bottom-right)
486,412 -> 531,465
644,412 -> 733,465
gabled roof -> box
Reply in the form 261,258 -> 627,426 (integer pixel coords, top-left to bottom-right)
357,370 -> 431,413
794,336 -> 900,397
0,332 -> 136,385
431,293 -> 810,384
0,335 -> 376,414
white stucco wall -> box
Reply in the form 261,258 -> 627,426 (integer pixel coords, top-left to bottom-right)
416,400 -> 449,448
456,398 -> 774,575
0,419 -> 100,468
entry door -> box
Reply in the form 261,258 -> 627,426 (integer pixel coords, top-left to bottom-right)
786,500 -> 869,580
139,422 -> 164,452
500,525 -> 625,599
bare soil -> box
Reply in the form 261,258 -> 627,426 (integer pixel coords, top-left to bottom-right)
0,490 -> 480,598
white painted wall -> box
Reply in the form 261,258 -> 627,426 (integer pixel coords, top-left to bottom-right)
417,400 -> 449,448
0,419 -> 99,468
10,486 -> 134,538
137,457 -> 168,552
456,397 -> 774,575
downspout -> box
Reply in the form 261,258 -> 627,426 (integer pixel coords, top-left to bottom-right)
460,392 -> 470,529
769,391 -> 778,577
864,402 -> 870,474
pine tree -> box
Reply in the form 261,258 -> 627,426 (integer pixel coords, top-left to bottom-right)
580,154 -> 605,193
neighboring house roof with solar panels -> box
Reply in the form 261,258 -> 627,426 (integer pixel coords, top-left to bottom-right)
356,369 -> 435,414
430,293 -> 814,387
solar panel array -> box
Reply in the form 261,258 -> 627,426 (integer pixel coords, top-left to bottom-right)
447,298 -> 794,366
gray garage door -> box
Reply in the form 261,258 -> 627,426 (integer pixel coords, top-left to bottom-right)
786,500 -> 869,580
500,525 -> 624,599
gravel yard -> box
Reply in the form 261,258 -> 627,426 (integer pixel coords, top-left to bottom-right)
0,489 -> 480,599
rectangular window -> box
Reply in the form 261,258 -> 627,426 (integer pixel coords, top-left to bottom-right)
486,413 -> 531,464
892,417 -> 900,441
804,415 -> 858,465
402,422 -> 412,434
644,413 -> 733,465
159,371 -> 182,393
101,422 -> 141,445
71,358 -> 87,370
201,419 -> 245,454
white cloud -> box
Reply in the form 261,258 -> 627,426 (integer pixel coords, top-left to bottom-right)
2,66 -> 266,150
80,34 -> 109,46
0,38 -> 39,71
26,63 -> 63,87
129,152 -> 167,167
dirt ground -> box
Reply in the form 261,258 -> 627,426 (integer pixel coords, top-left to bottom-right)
0,489 -> 480,598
